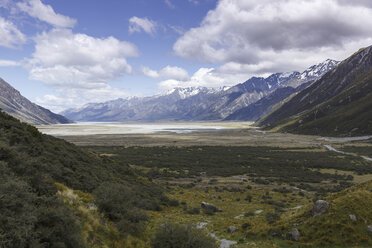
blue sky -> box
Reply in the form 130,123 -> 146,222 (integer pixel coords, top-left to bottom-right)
1,0 -> 372,112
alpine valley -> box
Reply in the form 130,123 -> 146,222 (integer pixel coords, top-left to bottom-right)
2,30 -> 372,248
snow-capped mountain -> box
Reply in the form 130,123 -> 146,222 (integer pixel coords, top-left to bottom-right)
224,59 -> 340,121
285,59 -> 340,88
62,59 -> 339,122
0,77 -> 72,125
164,87 -> 214,99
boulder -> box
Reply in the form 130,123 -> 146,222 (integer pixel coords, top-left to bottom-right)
201,202 -> 222,212
349,214 -> 357,222
312,200 -> 330,217
367,225 -> 372,234
227,226 -> 238,233
291,228 -> 300,242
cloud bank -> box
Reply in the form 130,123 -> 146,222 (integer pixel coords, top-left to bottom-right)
171,0 -> 372,86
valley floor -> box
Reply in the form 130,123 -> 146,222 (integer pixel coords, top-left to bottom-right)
37,123 -> 372,247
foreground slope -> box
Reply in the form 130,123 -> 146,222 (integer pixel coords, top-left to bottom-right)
265,179 -> 372,247
259,46 -> 372,136
0,110 -> 166,247
0,77 -> 72,125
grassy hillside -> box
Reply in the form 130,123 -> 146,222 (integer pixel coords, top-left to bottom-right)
0,110 -> 167,247
276,69 -> 372,136
267,179 -> 372,247
259,46 -> 372,136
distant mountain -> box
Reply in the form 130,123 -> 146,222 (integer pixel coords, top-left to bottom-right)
0,77 -> 72,125
224,86 -> 298,121
62,60 -> 339,122
225,59 -> 339,121
258,46 -> 372,136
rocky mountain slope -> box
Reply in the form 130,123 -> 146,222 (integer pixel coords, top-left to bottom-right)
225,59 -> 339,121
62,60 -> 338,122
0,77 -> 72,125
258,46 -> 372,136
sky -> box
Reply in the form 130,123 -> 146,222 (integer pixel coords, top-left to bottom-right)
1,0 -> 372,113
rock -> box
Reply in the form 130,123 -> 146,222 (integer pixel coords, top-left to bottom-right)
227,226 -> 238,233
255,209 -> 263,214
367,225 -> 372,234
220,239 -> 237,248
291,228 -> 300,242
196,222 -> 208,229
312,200 -> 330,217
349,214 -> 357,222
201,202 -> 222,212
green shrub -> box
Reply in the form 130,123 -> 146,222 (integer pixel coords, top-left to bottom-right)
151,223 -> 217,248
265,212 -> 280,224
186,207 -> 200,215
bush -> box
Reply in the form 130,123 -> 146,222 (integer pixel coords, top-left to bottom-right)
203,207 -> 215,216
168,199 -> 180,207
242,222 -> 251,230
151,223 -> 217,248
186,208 -> 200,215
265,212 -> 280,224
245,194 -> 252,202
93,182 -> 149,236
244,211 -> 254,217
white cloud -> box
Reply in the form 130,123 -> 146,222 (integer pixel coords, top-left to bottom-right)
169,25 -> 185,35
26,28 -> 138,112
17,0 -> 76,28
129,16 -> 157,35
28,28 -> 138,88
164,0 -> 175,9
174,0 -> 372,75
141,65 -> 189,81
141,66 -> 159,78
35,85 -> 129,113
158,67 -> 226,91
159,66 -> 189,81
0,17 -> 26,48
0,59 -> 20,67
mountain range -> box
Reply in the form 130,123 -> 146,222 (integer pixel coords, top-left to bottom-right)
259,46 -> 372,136
2,45 -> 371,138
0,77 -> 72,125
62,59 -> 339,122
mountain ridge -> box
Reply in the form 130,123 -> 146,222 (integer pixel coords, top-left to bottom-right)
0,77 -> 72,125
62,59 -> 339,122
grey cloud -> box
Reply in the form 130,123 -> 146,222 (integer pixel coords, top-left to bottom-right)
174,0 -> 372,67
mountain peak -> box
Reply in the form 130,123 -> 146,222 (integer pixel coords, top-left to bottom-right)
164,86 -> 209,99
300,59 -> 340,80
